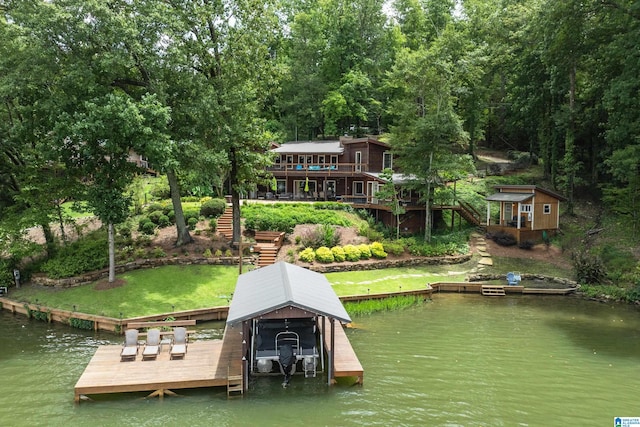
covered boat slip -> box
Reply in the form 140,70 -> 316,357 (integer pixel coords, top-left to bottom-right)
74,325 -> 243,402
227,262 -> 363,386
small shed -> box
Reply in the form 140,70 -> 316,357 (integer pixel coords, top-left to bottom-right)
485,185 -> 566,242
226,262 -> 358,388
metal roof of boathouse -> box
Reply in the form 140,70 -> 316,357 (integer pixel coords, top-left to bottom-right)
226,261 -> 351,325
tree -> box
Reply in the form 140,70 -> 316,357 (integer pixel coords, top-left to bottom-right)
55,93 -> 169,282
375,168 -> 406,239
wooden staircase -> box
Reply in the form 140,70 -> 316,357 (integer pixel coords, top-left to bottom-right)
217,206 -> 233,241
456,201 -> 482,227
256,246 -> 279,267
482,285 -> 506,296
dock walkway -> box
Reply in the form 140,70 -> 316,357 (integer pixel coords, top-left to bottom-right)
321,321 -> 364,384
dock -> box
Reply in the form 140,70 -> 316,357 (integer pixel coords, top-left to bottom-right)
481,285 -> 506,296
321,321 -> 364,384
74,325 -> 243,402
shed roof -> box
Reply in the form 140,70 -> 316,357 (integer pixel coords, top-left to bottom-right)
272,141 -> 344,155
492,185 -> 566,201
226,262 -> 351,325
485,192 -> 535,202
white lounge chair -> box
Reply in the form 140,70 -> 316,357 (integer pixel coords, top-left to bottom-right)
170,327 -> 188,360
142,329 -> 161,361
120,329 -> 139,362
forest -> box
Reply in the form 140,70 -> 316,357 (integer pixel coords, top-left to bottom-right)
0,0 -> 638,276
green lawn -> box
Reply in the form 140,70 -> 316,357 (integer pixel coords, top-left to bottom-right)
10,261 -> 481,318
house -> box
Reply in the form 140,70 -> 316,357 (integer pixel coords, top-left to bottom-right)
262,136 -> 427,233
485,185 -> 566,243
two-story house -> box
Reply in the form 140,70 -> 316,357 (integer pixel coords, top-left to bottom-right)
261,136 -> 427,233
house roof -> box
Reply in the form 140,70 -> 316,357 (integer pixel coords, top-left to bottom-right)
485,192 -> 535,202
492,185 -> 567,201
340,136 -> 390,148
272,141 -> 344,155
226,262 -> 351,325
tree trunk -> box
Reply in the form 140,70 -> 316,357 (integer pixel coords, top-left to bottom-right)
229,147 -> 241,244
41,222 -> 57,257
108,222 -> 116,283
167,169 -> 193,247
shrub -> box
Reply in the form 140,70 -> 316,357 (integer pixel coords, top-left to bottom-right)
214,249 -> 223,257
145,202 -> 166,215
358,244 -> 371,259
301,224 -> 341,249
208,218 -> 217,232
150,181 -> 170,199
490,231 -> 517,247
299,247 -> 316,263
40,231 -> 109,278
383,241 -> 405,256
0,259 -> 16,287
150,247 -> 166,258
200,198 -> 227,217
203,248 -> 212,258
519,239 -> 535,250
140,221 -> 156,235
572,249 -> 607,285
343,244 -> 362,262
117,223 -> 132,240
315,246 -> 335,263
331,246 -> 346,262
370,242 -> 387,259
187,217 -> 198,230
225,249 -> 233,257
157,214 -> 171,228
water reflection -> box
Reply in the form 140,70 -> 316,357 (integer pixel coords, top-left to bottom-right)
0,295 -> 639,426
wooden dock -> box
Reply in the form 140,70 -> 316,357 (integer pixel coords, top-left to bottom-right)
74,325 -> 243,402
322,321 -> 364,385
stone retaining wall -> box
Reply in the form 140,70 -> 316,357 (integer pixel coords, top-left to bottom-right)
307,254 -> 472,274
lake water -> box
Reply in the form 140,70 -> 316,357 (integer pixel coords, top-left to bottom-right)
1,294 -> 639,427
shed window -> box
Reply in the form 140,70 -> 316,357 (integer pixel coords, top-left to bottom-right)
543,204 -> 551,214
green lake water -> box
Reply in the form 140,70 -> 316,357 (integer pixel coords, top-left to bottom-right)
1,294 -> 639,427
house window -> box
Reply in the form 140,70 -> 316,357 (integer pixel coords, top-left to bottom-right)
318,155 -> 325,166
274,156 -> 281,169
276,180 -> 286,194
353,181 -> 364,195
521,204 -> 532,221
383,151 -> 393,170
286,155 -> 293,170
355,151 -> 362,172
306,155 -> 313,165
298,155 -> 306,165
543,204 -> 551,214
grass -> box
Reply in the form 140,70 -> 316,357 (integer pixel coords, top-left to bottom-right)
10,265 -> 238,318
10,261 -> 478,318
490,256 -> 573,279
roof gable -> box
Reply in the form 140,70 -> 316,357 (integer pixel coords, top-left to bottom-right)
226,262 -> 351,325
492,185 -> 566,201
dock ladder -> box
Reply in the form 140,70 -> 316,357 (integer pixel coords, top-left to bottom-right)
227,367 -> 244,397
482,285 -> 506,296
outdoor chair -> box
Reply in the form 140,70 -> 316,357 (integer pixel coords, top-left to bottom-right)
141,328 -> 161,361
120,329 -> 139,362
506,272 -> 521,286
170,327 -> 188,360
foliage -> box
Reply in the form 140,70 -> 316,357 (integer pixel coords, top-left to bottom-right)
243,203 -> 352,233
208,218 -> 217,232
199,199 -> 227,218
69,317 -> 95,330
0,259 -> 16,288
315,246 -> 335,263
571,249 -> 607,285
358,244 -> 372,259
343,245 -> 362,262
344,296 -> 426,316
41,231 -> 109,279
331,246 -> 346,262
139,220 -> 156,236
489,231 -> 517,247
300,224 -> 341,249
382,241 -> 405,256
518,240 -> 535,250
187,217 -> 198,231
299,247 -> 316,263
369,242 -> 388,259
